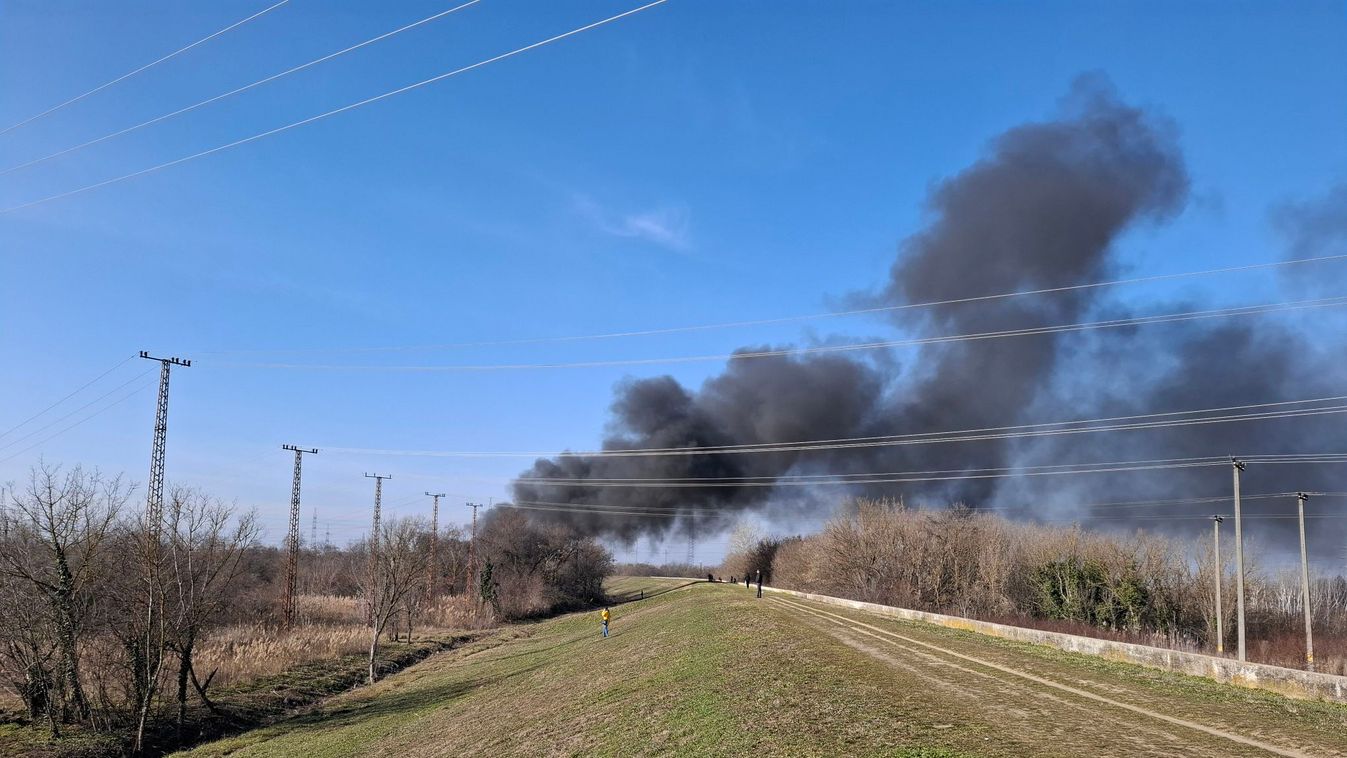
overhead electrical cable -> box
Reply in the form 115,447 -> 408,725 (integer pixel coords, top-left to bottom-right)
508,454 -> 1347,488
0,379 -> 157,465
322,392 -> 1347,459
197,253 -> 1347,356
0,0 -> 670,215
0,369 -> 156,454
207,296 -> 1347,372
0,354 -> 134,441
0,0 -> 483,177
0,0 -> 291,137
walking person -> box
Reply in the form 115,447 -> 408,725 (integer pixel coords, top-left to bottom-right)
601,606 -> 611,638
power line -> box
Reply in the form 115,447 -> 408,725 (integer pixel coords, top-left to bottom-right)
0,379 -> 156,466
0,369 -> 156,454
511,455 -> 1347,488
206,296 -> 1347,372
196,253 -> 1347,356
322,392 -> 1347,460
0,0 -> 482,177
0,0 -> 291,137
0,0 -> 671,215
0,354 -> 134,441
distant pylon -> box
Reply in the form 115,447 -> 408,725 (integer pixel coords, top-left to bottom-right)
365,473 -> 391,625
686,513 -> 695,566
311,507 -> 318,549
465,502 -> 483,594
425,492 -> 444,602
281,445 -> 318,625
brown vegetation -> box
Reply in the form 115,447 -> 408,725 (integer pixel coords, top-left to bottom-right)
0,462 -> 612,756
737,498 -> 1347,673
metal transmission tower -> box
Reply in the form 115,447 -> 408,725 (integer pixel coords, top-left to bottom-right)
686,511 -> 695,566
139,351 -> 190,529
425,492 -> 445,602
465,502 -> 482,593
311,507 -> 318,548
365,473 -> 391,624
280,445 -> 318,625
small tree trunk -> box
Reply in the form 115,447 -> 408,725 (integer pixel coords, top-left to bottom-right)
189,663 -> 219,714
176,640 -> 193,734
368,626 -> 381,684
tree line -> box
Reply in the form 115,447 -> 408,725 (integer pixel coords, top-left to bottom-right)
0,463 -> 611,753
723,498 -> 1347,670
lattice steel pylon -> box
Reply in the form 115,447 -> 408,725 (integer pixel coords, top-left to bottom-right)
281,445 -> 318,625
140,351 -> 190,529
425,492 -> 444,602
365,473 -> 391,625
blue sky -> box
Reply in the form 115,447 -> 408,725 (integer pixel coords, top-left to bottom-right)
1,0 -> 1345,562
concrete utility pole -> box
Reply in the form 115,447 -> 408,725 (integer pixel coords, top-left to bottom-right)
1296,492 -> 1314,671
1231,458 -> 1247,662
365,473 -> 391,625
1211,515 -> 1224,655
425,492 -> 444,602
281,445 -> 318,626
466,502 -> 483,593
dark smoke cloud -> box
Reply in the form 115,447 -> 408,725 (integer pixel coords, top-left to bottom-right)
511,75 -> 1347,560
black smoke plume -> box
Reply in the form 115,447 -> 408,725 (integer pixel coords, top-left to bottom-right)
511,75 -> 1347,559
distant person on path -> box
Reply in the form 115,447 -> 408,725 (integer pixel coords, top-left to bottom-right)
745,575 -> 750,589
756,571 -> 763,598
601,607 -> 611,638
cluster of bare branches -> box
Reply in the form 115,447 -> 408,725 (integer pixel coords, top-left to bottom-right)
759,498 -> 1347,666
0,464 -> 257,751
0,463 -> 615,751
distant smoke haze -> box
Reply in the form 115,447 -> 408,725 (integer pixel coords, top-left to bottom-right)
510,74 -> 1347,560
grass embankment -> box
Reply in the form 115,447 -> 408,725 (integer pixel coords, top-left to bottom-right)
178,578 -> 976,757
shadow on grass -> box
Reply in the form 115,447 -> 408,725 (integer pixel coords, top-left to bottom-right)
607,580 -> 701,605
232,659 -> 548,750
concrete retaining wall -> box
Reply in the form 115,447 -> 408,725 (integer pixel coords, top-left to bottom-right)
761,584 -> 1347,704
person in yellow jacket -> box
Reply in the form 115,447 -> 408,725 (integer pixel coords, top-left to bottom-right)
601,607 -> 611,638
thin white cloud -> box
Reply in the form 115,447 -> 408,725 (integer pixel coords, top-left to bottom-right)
574,195 -> 691,252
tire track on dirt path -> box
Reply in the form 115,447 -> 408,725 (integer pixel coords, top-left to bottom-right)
772,597 -> 1314,758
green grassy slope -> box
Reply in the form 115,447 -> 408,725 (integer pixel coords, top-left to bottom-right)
177,578 -> 1347,757
177,578 -> 974,757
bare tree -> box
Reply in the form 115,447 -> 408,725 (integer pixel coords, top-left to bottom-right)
0,464 -> 127,728
163,488 -> 259,730
359,517 -> 429,684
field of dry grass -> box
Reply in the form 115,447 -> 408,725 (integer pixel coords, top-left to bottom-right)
193,594 -> 493,689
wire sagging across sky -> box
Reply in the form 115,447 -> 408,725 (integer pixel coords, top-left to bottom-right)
0,0 -> 671,215
0,0 -> 292,137
321,392 -> 1347,460
0,0 -> 483,178
207,295 -> 1347,372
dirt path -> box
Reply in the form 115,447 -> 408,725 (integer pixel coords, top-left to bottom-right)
771,595 -> 1347,757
